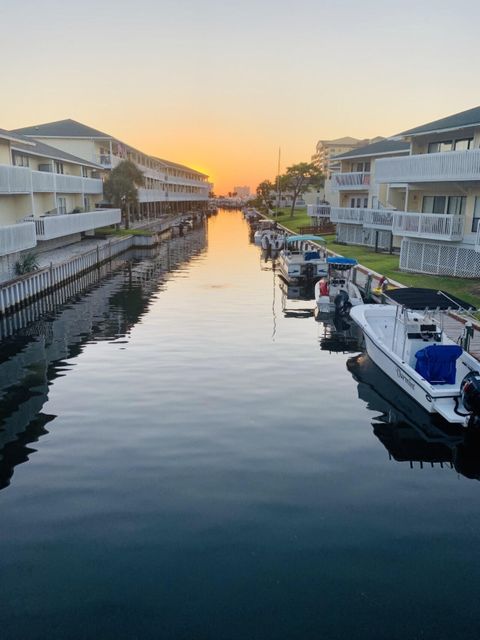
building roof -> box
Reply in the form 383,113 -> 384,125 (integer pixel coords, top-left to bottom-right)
333,138 -> 410,160
13,119 -> 208,177
154,156 -> 208,177
9,131 -> 102,168
396,105 -> 480,138
317,136 -> 364,146
0,127 -> 34,145
12,118 -> 112,139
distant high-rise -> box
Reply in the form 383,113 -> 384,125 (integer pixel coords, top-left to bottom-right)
312,137 -> 382,177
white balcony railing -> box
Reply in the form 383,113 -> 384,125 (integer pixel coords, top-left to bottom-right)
0,164 -> 103,195
331,172 -> 370,190
330,207 -> 367,224
34,209 -> 121,240
307,204 -> 331,218
392,213 -> 464,241
0,222 -> 36,257
376,149 -> 480,184
362,209 -> 395,230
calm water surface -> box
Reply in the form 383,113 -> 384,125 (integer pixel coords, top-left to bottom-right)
1,211 -> 480,639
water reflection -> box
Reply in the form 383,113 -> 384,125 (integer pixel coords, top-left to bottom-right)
0,227 -> 207,491
348,353 -> 480,480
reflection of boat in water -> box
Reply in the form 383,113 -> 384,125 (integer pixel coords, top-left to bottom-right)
278,278 -> 314,318
317,312 -> 363,353
348,353 -> 480,480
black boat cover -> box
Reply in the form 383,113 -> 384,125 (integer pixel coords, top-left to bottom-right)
385,287 -> 475,311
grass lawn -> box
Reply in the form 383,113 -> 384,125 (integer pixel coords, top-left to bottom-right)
267,208 -> 480,308
95,227 -> 154,237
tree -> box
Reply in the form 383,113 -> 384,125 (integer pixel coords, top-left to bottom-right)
282,162 -> 324,218
256,179 -> 275,212
104,160 -> 145,229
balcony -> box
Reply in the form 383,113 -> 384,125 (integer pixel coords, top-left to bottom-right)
331,172 -> 370,190
392,212 -> 464,241
307,205 -> 331,218
0,222 -> 36,257
330,207 -> 367,224
34,209 -> 121,240
376,149 -> 480,184
0,165 -> 103,195
362,209 -> 394,230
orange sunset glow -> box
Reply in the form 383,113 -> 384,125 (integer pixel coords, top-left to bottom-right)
2,0 -> 480,193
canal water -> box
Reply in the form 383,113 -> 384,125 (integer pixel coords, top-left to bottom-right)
1,210 -> 480,639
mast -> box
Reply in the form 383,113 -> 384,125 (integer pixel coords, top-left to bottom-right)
276,147 -> 281,218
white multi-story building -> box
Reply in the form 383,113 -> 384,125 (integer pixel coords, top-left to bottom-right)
13,119 -> 212,217
312,137 -> 381,178
375,106 -> 480,277
0,127 -> 120,279
318,138 -> 409,249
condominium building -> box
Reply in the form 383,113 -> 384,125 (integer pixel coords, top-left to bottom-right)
374,106 -> 480,277
13,119 -> 211,217
312,137 -> 380,177
324,138 -> 409,249
0,128 -> 120,279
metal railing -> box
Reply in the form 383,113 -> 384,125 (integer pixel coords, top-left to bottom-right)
392,212 -> 464,240
307,204 -> 331,217
331,172 -> 370,190
35,209 -> 121,240
376,149 -> 480,183
0,222 -> 36,257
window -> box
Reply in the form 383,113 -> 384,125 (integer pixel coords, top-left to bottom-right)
428,141 -> 453,154
472,197 -> 480,233
55,161 -> 64,174
422,196 -> 446,213
82,166 -> 89,177
57,197 -> 67,215
12,152 -> 29,167
422,195 -> 466,215
447,196 -> 466,216
454,138 -> 473,151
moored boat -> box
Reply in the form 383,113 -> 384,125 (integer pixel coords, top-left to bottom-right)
350,288 -> 480,426
277,234 -> 327,283
315,257 -> 363,315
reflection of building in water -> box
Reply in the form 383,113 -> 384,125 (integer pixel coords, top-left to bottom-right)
0,227 -> 207,490
348,353 -> 480,481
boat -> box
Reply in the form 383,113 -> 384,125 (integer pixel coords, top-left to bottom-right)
347,353 -> 480,480
277,234 -> 328,283
349,288 -> 480,426
253,220 -> 285,247
314,257 -> 363,315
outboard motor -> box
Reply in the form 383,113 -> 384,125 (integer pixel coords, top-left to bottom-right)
334,290 -> 351,317
461,372 -> 480,428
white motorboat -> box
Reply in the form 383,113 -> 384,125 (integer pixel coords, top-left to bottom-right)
277,234 -> 328,283
350,288 -> 480,426
315,257 -> 363,315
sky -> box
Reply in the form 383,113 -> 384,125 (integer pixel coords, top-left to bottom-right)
2,0 -> 480,194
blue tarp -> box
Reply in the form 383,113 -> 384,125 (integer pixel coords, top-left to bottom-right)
415,344 -> 462,385
327,257 -> 357,266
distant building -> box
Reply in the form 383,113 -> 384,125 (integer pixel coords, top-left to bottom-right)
312,137 -> 382,178
233,186 -> 250,198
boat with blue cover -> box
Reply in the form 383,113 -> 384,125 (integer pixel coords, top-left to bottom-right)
314,256 -> 363,315
350,288 -> 480,426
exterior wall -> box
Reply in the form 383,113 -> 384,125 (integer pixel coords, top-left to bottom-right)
0,140 -> 11,164
0,194 -> 33,222
33,138 -> 99,165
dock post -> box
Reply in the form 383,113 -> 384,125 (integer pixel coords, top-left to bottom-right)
364,272 -> 373,302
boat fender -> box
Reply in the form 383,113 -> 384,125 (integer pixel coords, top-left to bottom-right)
319,279 -> 329,296
460,372 -> 480,417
